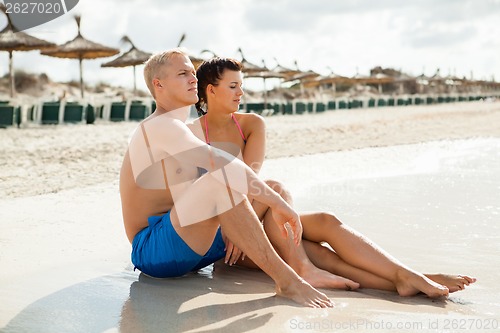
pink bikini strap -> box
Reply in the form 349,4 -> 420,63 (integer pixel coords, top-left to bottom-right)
231,114 -> 247,142
203,113 -> 246,144
203,114 -> 210,144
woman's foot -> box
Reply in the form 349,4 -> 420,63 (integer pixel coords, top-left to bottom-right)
425,274 -> 476,293
299,264 -> 361,291
394,269 -> 449,297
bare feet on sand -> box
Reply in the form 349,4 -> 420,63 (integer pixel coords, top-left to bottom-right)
276,278 -> 334,308
300,265 -> 360,291
425,274 -> 476,293
394,269 -> 450,297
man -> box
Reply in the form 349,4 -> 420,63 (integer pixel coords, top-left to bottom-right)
119,48 -> 333,308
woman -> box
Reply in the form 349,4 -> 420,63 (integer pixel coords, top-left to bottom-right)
190,57 -> 475,296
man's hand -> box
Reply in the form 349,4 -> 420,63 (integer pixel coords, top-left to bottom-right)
271,202 -> 303,245
221,231 -> 245,265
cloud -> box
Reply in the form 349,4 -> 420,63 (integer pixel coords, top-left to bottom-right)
405,24 -> 477,49
2,0 -> 499,90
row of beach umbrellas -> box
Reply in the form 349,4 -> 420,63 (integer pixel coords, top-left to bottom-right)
0,8 -> 171,98
4,6 -> 445,102
1,5 -> 318,100
0,6 -> 212,99
102,34 -> 204,94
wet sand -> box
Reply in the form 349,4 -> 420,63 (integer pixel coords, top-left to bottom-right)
1,102 -> 499,332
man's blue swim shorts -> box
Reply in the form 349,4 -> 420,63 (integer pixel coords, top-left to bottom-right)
131,211 -> 226,278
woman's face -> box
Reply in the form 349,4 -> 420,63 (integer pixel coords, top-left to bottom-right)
209,69 -> 244,113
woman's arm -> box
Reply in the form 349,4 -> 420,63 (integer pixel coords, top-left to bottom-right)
239,113 -> 266,174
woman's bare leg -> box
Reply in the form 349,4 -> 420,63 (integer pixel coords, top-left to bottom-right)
300,212 -> 474,296
259,181 -> 392,291
301,239 -> 395,291
260,204 -> 359,290
232,196 -> 359,290
253,181 -> 473,295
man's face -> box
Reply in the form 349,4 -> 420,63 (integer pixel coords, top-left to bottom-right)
157,54 -> 198,106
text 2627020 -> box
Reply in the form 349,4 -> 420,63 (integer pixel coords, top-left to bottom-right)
5,2 -> 64,14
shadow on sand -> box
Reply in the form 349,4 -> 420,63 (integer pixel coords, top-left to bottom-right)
1,262 -> 450,333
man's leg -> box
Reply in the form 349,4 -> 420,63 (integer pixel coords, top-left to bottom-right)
248,180 -> 359,290
169,176 -> 333,307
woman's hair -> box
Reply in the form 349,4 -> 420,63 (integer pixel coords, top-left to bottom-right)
195,57 -> 242,116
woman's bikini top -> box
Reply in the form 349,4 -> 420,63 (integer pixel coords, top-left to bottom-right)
203,113 -> 247,145
197,113 -> 247,177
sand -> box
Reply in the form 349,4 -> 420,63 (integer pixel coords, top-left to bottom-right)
1,100 -> 499,199
1,101 -> 499,332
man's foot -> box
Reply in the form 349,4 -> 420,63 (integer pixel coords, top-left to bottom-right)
425,274 -> 476,293
394,269 -> 449,297
276,278 -> 334,308
300,265 -> 360,291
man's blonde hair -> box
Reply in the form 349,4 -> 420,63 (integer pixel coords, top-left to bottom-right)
143,48 -> 187,98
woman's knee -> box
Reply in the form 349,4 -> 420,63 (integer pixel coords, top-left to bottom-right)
318,212 -> 343,228
264,179 -> 293,202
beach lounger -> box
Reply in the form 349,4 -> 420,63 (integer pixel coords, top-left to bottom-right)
338,100 -> 348,109
129,101 -> 147,121
295,102 -> 306,114
316,102 -> 326,112
41,102 -> 60,124
0,105 -> 20,128
110,102 -> 126,122
63,103 -> 84,123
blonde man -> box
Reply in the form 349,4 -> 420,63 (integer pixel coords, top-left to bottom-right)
119,49 -> 333,308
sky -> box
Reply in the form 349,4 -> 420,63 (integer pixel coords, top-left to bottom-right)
1,0 -> 500,93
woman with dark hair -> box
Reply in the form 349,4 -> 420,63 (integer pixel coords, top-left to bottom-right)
189,57 -> 475,296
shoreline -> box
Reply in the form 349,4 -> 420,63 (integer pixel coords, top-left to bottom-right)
264,100 -> 500,157
1,100 -> 499,199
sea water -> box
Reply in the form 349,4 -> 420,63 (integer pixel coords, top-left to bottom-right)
262,137 -> 500,316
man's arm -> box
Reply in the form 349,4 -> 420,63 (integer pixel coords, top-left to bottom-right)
137,115 -> 301,242
149,116 -> 283,209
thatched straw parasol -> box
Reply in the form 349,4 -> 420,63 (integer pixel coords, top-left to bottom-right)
237,47 -> 268,75
283,69 -> 320,83
236,48 -> 281,109
244,61 -> 286,109
101,36 -> 151,94
281,61 -> 320,96
0,4 -> 55,97
272,58 -> 301,80
303,70 -> 353,94
177,33 -> 204,69
350,73 -> 395,94
41,15 -> 119,98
